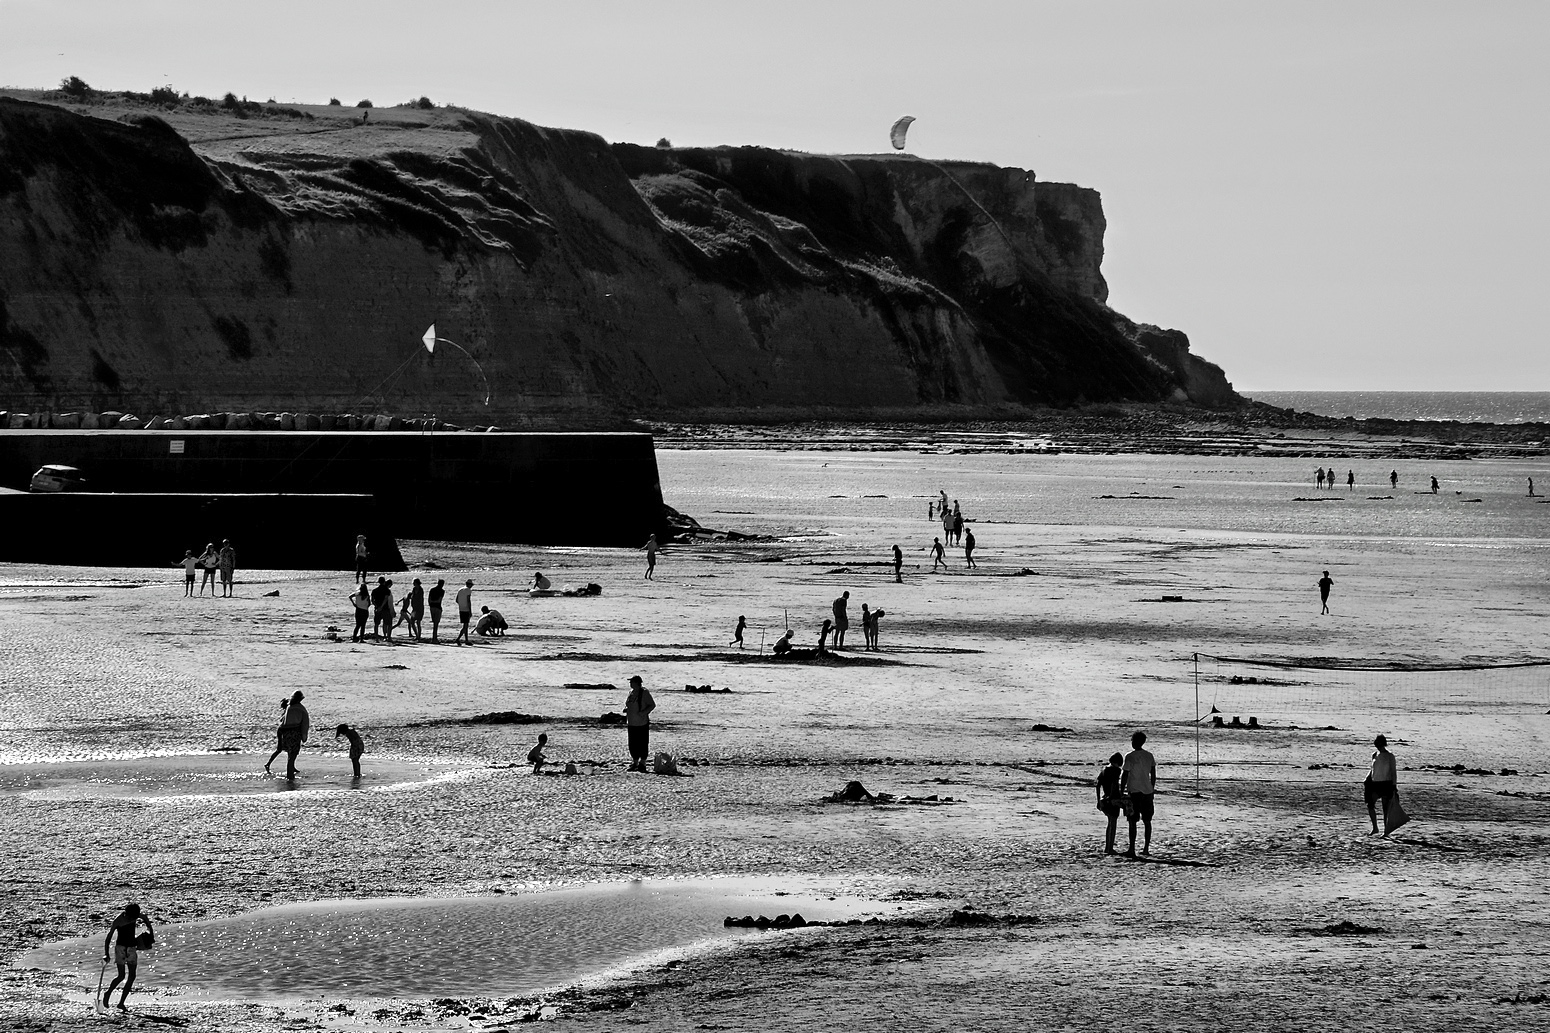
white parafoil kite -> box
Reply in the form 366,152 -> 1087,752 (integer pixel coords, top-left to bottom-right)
889,115 -> 915,151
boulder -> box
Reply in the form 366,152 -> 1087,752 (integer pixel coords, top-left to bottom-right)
317,414 -> 336,431
53,412 -> 81,429
228,412 -> 255,430
300,413 -> 321,431
279,412 -> 296,431
117,414 -> 144,429
207,412 -> 228,429
167,416 -> 186,430
9,412 -> 31,428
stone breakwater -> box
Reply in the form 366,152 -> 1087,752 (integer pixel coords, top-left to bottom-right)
0,409 -> 494,433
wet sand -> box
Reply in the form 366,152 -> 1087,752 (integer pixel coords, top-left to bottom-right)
3,449 -> 1549,1031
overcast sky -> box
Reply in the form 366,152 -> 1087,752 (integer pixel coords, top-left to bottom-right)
3,0 -> 1546,391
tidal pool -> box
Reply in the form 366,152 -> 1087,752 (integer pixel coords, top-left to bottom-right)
0,753 -> 458,798
18,878 -> 892,1001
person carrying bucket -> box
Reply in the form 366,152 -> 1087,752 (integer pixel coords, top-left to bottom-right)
100,902 -> 154,1011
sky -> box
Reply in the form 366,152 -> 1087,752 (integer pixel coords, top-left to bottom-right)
2,0 -> 1547,391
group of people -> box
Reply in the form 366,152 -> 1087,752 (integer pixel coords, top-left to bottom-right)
929,490 -> 968,546
175,540 -> 237,597
261,690 -> 366,780
349,577 -> 479,645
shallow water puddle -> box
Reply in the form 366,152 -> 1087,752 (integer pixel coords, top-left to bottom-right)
0,753 -> 457,798
18,879 -> 889,1001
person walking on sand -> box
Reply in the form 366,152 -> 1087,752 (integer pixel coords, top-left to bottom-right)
1530,477 -> 1537,498
1096,751 -> 1124,855
892,543 -> 903,583
407,578 -> 425,641
335,723 -> 365,779
354,534 -> 370,584
101,903 -> 153,1011
428,578 -> 446,642
1316,468 -> 1325,490
964,527 -> 977,569
931,537 -> 947,572
942,505 -> 954,545
454,579 -> 474,644
197,542 -> 219,596
1390,470 -> 1399,490
1318,570 -> 1334,615
280,691 -> 309,780
1431,475 -> 1439,494
218,539 -> 236,597
263,696 -> 290,773
1347,469 -> 1355,492
731,615 -> 746,648
349,583 -> 370,642
1120,730 -> 1157,857
1365,734 -> 1399,836
641,534 -> 659,579
624,675 -> 656,772
832,591 -> 850,649
176,549 -> 198,596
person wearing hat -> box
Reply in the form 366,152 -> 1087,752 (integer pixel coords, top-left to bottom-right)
1365,734 -> 1397,835
101,902 -> 153,1011
623,676 -> 656,772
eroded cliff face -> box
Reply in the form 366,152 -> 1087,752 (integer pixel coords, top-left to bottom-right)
0,94 -> 1236,422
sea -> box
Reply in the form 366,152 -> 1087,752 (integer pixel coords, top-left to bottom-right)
1244,391 -> 1550,424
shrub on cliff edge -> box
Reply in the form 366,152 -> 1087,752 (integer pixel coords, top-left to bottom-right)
59,76 -> 91,99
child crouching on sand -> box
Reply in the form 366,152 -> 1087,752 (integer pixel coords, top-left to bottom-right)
335,724 -> 365,779
528,733 -> 548,774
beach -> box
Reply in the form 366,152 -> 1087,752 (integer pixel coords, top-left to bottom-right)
3,447 -> 1549,1031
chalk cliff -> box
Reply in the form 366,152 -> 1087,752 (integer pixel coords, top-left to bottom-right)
0,93 -> 1238,423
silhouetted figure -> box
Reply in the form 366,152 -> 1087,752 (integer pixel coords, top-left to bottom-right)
1530,477 -> 1537,497
371,577 -> 394,641
818,618 -> 832,655
641,534 -> 659,579
1390,470 -> 1399,489
335,723 -> 365,778
892,544 -> 903,583
1120,730 -> 1157,857
280,690 -> 309,780
428,578 -> 446,642
531,571 -> 552,592
349,584 -> 370,642
859,603 -> 871,650
176,549 -> 198,596
263,697 -> 290,773
928,501 -> 934,520
1316,468 -> 1325,490
1364,734 -> 1399,836
624,675 -> 656,771
454,579 -> 473,645
475,605 -> 507,636
1318,570 -> 1333,614
354,534 -> 369,584
931,537 -> 947,571
198,542 -> 219,596
964,527 -> 977,568
1096,751 -> 1124,855
528,732 -> 548,773
731,615 -> 746,648
832,591 -> 850,648
870,608 -> 884,650
407,578 -> 424,640
772,629 -> 794,655
101,903 -> 153,1011
218,539 -> 236,597
1431,476 -> 1439,494
1347,470 -> 1355,492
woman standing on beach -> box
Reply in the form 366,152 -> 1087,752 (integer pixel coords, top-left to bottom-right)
624,675 -> 656,772
1364,734 -> 1398,836
197,542 -> 219,596
217,539 -> 236,597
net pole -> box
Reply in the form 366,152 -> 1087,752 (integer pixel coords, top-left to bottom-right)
1194,652 -> 1201,796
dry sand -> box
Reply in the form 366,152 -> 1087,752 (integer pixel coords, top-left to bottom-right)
2,448 -> 1549,1031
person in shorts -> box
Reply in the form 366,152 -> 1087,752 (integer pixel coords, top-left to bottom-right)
428,578 -> 446,642
218,539 -> 236,597
101,902 -> 153,1011
1120,730 -> 1157,857
176,549 -> 198,596
454,579 -> 474,645
198,542 -> 219,596
1096,751 -> 1124,855
349,583 -> 371,642
354,534 -> 370,584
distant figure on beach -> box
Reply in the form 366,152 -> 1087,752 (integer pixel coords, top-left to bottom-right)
624,675 -> 656,772
280,690 -> 309,780
263,697 -> 290,773
1096,751 -> 1124,855
1316,468 -> 1325,490
939,489 -> 948,515
1431,476 -> 1439,494
772,629 -> 794,655
354,534 -> 369,584
407,578 -> 425,640
176,549 -> 198,596
1120,730 -> 1157,858
942,505 -> 954,544
476,605 -> 508,636
528,732 -> 548,773
818,618 -> 833,655
1318,570 -> 1334,614
731,615 -> 746,648
1530,477 -> 1536,497
869,608 -> 884,650
396,591 -> 413,633
892,544 -> 903,583
454,579 -> 474,645
859,604 -> 871,650
931,537 -> 947,572
1346,470 -> 1355,492
218,539 -> 236,597
101,903 -> 153,1012
198,542 -> 219,596
335,723 -> 365,779
641,534 -> 659,579
370,577 -> 395,641
531,571 -> 552,592
964,527 -> 977,569
1365,734 -> 1398,836
832,591 -> 850,649
952,510 -> 964,545
428,578 -> 446,642
1390,470 -> 1399,490
928,501 -> 934,520
349,584 -> 370,642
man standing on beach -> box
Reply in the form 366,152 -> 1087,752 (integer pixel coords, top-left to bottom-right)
407,578 -> 425,640
1318,570 -> 1334,615
218,539 -> 236,597
428,578 -> 446,642
1390,470 -> 1399,490
454,579 -> 474,644
624,675 -> 656,772
1120,730 -> 1157,858
1346,470 -> 1355,492
832,591 -> 850,649
280,690 -> 309,780
354,534 -> 369,584
892,544 -> 903,583
964,527 -> 977,569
